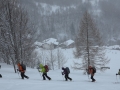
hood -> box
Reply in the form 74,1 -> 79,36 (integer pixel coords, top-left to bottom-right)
62,67 -> 64,70
40,64 -> 44,68
89,66 -> 92,68
17,63 -> 21,66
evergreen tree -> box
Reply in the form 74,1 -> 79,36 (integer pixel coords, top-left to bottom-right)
0,0 -> 36,72
73,11 -> 110,71
70,22 -> 76,40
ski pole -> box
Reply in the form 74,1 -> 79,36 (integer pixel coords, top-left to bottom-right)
87,70 -> 90,81
38,69 -> 42,79
116,75 -> 118,82
61,72 -> 64,80
88,74 -> 91,81
88,74 -> 89,79
17,69 -> 20,78
86,69 -> 90,81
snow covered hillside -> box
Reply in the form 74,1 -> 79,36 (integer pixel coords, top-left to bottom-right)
0,46 -> 120,90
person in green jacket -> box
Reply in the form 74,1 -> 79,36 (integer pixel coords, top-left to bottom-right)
116,69 -> 120,75
39,64 -> 51,80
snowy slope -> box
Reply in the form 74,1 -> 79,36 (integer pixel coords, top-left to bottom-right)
0,47 -> 120,90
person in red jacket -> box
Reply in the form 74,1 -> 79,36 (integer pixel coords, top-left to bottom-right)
17,63 -> 29,79
88,66 -> 96,82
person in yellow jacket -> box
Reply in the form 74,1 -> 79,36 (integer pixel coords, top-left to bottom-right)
39,64 -> 51,80
17,63 -> 29,79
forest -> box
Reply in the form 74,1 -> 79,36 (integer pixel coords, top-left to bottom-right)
19,0 -> 120,45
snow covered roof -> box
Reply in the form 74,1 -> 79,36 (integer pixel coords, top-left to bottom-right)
34,41 -> 42,46
110,38 -> 116,42
63,39 -> 74,46
42,38 -> 59,45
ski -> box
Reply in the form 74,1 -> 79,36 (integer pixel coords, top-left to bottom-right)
84,80 -> 96,82
57,80 -> 73,82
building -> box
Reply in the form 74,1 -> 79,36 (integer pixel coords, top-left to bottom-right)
59,39 -> 75,49
42,38 -> 59,50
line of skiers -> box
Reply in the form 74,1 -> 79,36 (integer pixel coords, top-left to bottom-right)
16,62 -> 95,81
1,63 -> 120,82
16,63 -> 97,82
16,62 -> 73,81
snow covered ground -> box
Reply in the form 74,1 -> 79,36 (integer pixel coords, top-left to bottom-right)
0,46 -> 120,90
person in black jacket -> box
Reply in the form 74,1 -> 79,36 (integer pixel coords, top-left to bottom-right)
62,67 -> 72,81
0,65 -> 2,78
0,74 -> 2,78
116,69 -> 120,75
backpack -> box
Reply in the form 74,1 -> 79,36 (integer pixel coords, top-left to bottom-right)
66,67 -> 70,74
92,67 -> 96,73
21,64 -> 26,70
44,65 -> 49,72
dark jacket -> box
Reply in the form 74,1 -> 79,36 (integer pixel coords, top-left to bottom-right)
62,67 -> 68,75
117,69 -> 120,75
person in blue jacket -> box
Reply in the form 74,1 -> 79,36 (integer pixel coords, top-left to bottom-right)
116,69 -> 120,75
62,67 -> 72,81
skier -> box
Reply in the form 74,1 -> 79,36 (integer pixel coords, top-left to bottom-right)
62,67 -> 72,81
88,66 -> 96,82
39,64 -> 51,80
116,69 -> 120,75
17,62 -> 29,79
0,65 -> 2,78
0,74 -> 2,78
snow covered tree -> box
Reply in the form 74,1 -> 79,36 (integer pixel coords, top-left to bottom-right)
70,22 -> 76,40
36,49 -> 48,65
73,11 -> 110,72
56,48 -> 67,69
46,44 -> 57,70
0,0 -> 36,73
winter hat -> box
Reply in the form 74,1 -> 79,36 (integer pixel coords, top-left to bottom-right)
17,63 -> 21,66
89,66 -> 92,68
40,64 -> 44,68
62,67 -> 64,70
